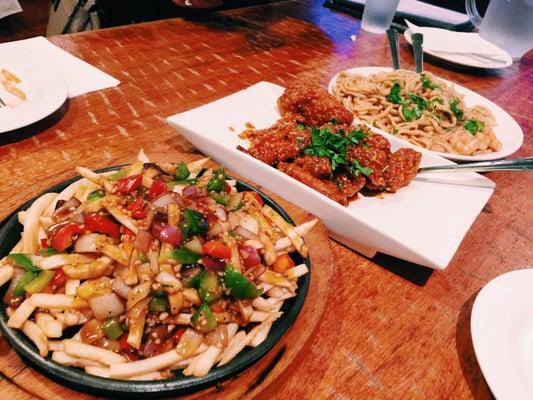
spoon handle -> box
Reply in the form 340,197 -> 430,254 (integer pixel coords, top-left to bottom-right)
419,157 -> 533,173
412,33 -> 424,73
386,28 -> 400,70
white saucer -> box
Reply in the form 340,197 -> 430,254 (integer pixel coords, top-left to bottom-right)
0,62 -> 68,134
471,268 -> 533,400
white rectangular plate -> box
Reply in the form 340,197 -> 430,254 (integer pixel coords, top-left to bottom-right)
167,82 -> 495,270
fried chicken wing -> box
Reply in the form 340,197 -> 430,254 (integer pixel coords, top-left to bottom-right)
278,81 -> 353,126
278,162 -> 348,205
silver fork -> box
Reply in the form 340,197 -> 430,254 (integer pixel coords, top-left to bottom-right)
419,157 -> 533,173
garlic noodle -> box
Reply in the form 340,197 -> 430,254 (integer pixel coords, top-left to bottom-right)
332,69 -> 501,156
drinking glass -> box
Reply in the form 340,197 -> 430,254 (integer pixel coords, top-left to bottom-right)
465,0 -> 533,59
361,0 -> 401,34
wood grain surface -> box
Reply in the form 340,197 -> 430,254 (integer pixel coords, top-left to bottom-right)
0,0 -> 532,398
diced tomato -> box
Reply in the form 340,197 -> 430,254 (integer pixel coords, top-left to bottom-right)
50,268 -> 67,289
118,333 -> 133,351
127,197 -> 146,219
203,241 -> 231,259
51,223 -> 84,252
272,253 -> 295,274
116,174 -> 142,194
225,183 -> 232,194
148,179 -> 168,200
84,215 -> 120,238
40,238 -> 49,248
172,327 -> 186,344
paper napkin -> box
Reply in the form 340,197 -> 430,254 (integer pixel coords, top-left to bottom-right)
0,36 -> 120,97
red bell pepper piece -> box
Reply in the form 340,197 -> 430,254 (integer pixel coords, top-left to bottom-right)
127,197 -> 147,219
116,174 -> 142,194
148,179 -> 168,200
50,268 -> 67,288
84,215 -> 121,238
203,241 -> 231,259
51,223 -> 84,252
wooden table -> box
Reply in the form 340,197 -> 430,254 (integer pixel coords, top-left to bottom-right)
0,0 -> 531,398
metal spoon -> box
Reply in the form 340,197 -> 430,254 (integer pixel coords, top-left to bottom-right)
419,157 -> 533,173
386,28 -> 400,70
412,33 -> 424,73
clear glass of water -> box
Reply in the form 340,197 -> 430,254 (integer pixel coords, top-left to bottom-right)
361,0 -> 401,34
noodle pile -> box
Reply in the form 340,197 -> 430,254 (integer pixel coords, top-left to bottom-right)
332,69 -> 501,156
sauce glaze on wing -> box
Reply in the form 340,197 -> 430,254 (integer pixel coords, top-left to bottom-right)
240,81 -> 422,205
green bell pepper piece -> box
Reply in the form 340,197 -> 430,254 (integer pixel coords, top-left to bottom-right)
207,167 -> 225,192
39,247 -> 57,257
149,296 -> 169,313
210,192 -> 229,205
174,162 -> 190,181
169,247 -> 201,265
223,266 -> 262,299
13,270 -> 38,296
24,270 -> 55,294
8,254 -> 39,273
198,271 -> 223,304
191,303 -> 217,333
102,318 -> 125,340
179,208 -> 208,240
87,189 -> 105,202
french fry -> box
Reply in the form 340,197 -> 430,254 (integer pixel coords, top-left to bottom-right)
286,263 -> 309,280
64,340 -> 126,366
63,257 -> 114,279
7,299 -> 36,328
262,205 -> 307,257
76,167 -> 114,193
29,294 -> 88,309
37,254 -> 95,270
22,192 -> 57,254
0,265 -> 14,287
249,312 -> 282,347
106,206 -> 139,234
218,331 -> 249,366
186,345 -> 221,377
22,320 -> 48,357
52,351 -> 105,368
48,340 -> 64,352
35,312 -> 63,338
109,349 -> 182,378
85,366 -> 110,377
275,219 -> 317,251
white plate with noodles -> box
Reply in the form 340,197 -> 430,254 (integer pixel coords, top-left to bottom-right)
328,67 -> 523,162
0,62 -> 67,134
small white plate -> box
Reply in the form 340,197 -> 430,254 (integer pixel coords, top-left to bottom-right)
167,81 -> 495,270
328,66 -> 523,162
404,28 -> 513,70
0,63 -> 68,134
471,268 -> 533,400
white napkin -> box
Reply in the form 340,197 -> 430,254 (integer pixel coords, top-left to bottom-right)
405,20 -> 509,58
0,36 -> 120,97
0,0 -> 22,20
346,0 -> 469,25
